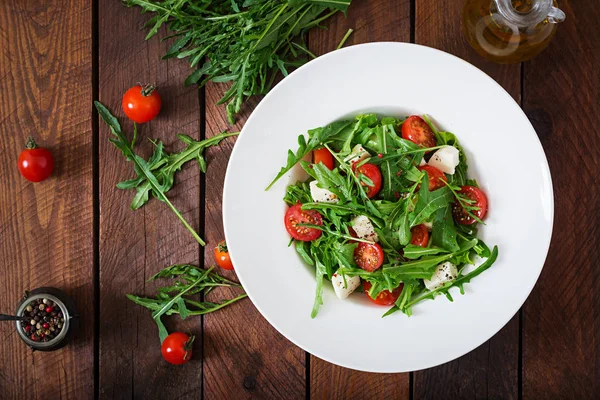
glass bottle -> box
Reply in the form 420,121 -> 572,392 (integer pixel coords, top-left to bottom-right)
463,0 -> 565,63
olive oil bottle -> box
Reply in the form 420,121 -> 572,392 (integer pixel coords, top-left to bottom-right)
463,0 -> 565,63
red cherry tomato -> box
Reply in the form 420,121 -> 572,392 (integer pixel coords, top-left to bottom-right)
18,138 -> 54,182
214,240 -> 234,270
356,163 -> 382,198
410,224 -> 429,247
161,332 -> 194,365
354,242 -> 384,272
122,84 -> 162,123
313,148 -> 334,170
284,203 -> 323,242
363,281 -> 404,306
417,165 -> 447,191
401,116 -> 437,148
452,186 -> 488,225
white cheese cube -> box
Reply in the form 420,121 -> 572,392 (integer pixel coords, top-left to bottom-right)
343,144 -> 371,165
350,215 -> 378,242
331,273 -> 361,300
424,261 -> 458,290
309,180 -> 339,203
427,146 -> 460,175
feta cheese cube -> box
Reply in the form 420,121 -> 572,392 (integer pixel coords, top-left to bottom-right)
424,261 -> 458,290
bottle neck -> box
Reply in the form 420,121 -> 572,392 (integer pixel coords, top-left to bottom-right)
494,0 -> 553,27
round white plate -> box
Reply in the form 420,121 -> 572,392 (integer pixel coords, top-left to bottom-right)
223,42 -> 553,373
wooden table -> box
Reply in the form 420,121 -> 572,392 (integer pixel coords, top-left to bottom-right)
0,0 -> 598,398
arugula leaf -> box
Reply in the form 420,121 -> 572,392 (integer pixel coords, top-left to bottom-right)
127,265 -> 247,342
267,120 -> 353,189
311,257 -> 327,318
431,205 -> 460,252
402,245 -> 449,259
95,101 -> 206,246
301,161 -> 353,202
409,174 -> 454,227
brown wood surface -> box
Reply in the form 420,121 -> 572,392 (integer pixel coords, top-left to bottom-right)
521,0 -> 600,397
0,0 -> 94,399
97,0 -> 203,398
413,1 -> 521,399
308,1 -> 412,398
0,0 -> 599,399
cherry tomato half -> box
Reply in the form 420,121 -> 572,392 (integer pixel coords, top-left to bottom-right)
214,240 -> 234,270
410,224 -> 429,247
354,242 -> 384,272
356,163 -> 382,198
452,185 -> 488,225
417,165 -> 447,191
284,203 -> 323,241
401,116 -> 437,148
313,148 -> 334,170
18,137 -> 54,183
161,332 -> 194,365
122,84 -> 162,123
363,281 -> 404,306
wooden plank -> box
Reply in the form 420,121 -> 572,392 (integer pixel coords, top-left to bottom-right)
97,1 -> 204,398
522,0 -> 599,397
202,83 -> 306,399
413,1 -> 520,399
0,0 -> 94,398
308,1 -> 412,398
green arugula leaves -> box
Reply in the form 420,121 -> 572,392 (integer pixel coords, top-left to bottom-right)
126,0 -> 352,124
269,114 -> 498,317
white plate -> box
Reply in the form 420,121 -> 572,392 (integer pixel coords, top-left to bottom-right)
223,43 -> 553,373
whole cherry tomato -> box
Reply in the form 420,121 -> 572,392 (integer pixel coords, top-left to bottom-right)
122,84 -> 162,123
161,332 -> 194,365
18,137 -> 54,182
214,240 -> 234,270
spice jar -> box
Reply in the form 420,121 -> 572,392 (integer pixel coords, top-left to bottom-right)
15,287 -> 78,351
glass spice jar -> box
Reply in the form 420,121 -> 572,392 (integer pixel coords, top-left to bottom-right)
15,287 -> 78,351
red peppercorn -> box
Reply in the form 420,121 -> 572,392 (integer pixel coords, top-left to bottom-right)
377,153 -> 383,158
42,323 -> 50,329
25,325 -> 31,332
45,306 -> 53,313
40,333 -> 45,338
31,334 -> 37,341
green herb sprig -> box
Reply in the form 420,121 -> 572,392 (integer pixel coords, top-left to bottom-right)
95,101 -> 238,245
127,264 -> 247,342
125,0 -> 352,124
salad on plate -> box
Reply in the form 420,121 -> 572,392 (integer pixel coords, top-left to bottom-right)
267,114 -> 498,318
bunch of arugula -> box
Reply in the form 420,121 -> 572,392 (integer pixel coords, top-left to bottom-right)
95,101 -> 238,245
125,0 -> 352,124
271,114 -> 498,317
127,264 -> 247,342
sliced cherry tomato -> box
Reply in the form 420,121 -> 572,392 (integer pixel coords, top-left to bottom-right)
356,163 -> 382,198
122,84 -> 162,123
161,332 -> 194,365
401,115 -> 437,148
284,203 -> 323,241
313,148 -> 334,170
363,281 -> 404,306
214,240 -> 234,270
418,165 -> 447,191
410,224 -> 429,247
354,242 -> 384,272
18,137 -> 54,183
452,186 -> 488,225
